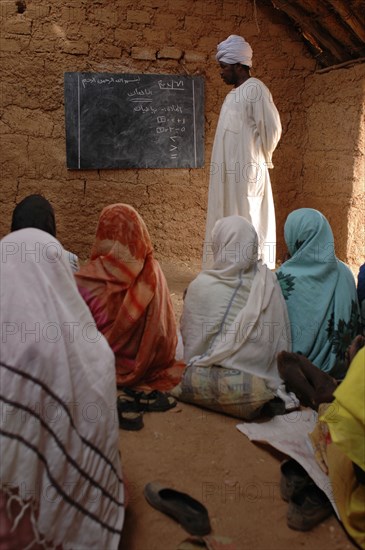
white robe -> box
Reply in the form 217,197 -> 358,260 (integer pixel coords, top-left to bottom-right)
204,77 -> 282,269
0,228 -> 124,549
182,215 -> 298,410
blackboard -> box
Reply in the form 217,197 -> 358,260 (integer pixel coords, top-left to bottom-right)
64,72 -> 205,170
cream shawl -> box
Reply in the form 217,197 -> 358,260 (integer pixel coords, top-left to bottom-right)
182,216 -> 297,407
0,228 -> 124,549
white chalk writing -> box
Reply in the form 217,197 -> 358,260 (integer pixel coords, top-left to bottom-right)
127,88 -> 153,97
158,79 -> 184,90
81,75 -> 141,88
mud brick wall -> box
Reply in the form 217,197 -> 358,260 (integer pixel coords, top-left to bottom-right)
1,0 -> 364,268
298,65 -> 365,268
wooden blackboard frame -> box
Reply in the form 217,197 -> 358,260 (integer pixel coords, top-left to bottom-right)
64,72 -> 205,170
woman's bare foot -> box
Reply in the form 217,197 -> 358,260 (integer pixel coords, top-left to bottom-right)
277,351 -> 337,410
293,353 -> 337,407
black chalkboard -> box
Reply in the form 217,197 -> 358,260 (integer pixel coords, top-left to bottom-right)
64,72 -> 205,169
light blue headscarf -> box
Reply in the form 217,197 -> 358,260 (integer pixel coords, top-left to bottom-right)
276,208 -> 360,377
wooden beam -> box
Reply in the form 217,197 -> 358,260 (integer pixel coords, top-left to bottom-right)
299,0 -> 365,55
271,0 -> 350,62
301,33 -> 338,67
315,55 -> 365,73
326,0 -> 365,45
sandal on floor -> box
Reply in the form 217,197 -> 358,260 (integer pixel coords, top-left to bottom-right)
280,459 -> 313,501
144,482 -> 211,536
121,388 -> 177,412
287,484 -> 333,531
177,535 -> 237,550
117,396 -> 144,431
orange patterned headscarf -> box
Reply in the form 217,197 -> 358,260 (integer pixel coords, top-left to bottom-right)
76,204 -> 184,390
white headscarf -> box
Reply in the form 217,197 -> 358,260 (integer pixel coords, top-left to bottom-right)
216,34 -> 253,67
181,216 -> 298,409
0,228 -> 124,549
209,215 -> 258,277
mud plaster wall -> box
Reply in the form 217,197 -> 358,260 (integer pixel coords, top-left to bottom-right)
1,0 -> 363,266
298,65 -> 365,270
274,63 -> 365,269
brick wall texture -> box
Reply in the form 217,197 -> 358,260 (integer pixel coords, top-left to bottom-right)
1,0 -> 364,268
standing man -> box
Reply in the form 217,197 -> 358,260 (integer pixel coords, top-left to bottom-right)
204,35 -> 282,269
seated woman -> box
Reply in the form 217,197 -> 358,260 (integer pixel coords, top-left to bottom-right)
313,345 -> 365,547
276,208 -> 361,379
75,204 -> 184,427
175,215 -> 298,418
0,227 -> 124,549
278,340 -> 365,543
11,194 -> 80,272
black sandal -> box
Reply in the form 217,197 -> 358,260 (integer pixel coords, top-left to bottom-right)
120,388 -> 177,412
144,482 -> 211,536
117,396 -> 144,431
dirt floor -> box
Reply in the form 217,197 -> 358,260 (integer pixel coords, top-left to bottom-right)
119,261 -> 357,550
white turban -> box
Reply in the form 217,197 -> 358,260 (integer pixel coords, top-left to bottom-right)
216,35 -> 253,67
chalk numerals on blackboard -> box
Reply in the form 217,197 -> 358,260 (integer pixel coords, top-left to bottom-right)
64,72 -> 205,170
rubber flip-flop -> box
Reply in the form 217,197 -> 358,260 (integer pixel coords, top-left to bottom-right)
144,482 -> 211,536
